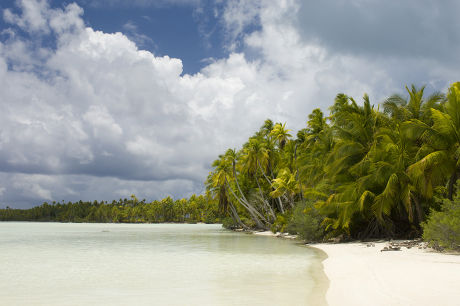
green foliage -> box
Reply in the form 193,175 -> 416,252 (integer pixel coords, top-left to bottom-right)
222,216 -> 238,229
201,82 -> 460,239
0,194 -> 220,224
286,201 -> 325,242
270,168 -> 299,199
422,190 -> 460,251
270,213 -> 290,233
239,216 -> 256,229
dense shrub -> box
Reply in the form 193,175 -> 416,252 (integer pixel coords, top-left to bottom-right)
422,194 -> 460,251
222,216 -> 238,229
286,201 -> 325,242
270,213 -> 290,233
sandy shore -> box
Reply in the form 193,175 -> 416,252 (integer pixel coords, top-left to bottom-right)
252,230 -> 298,239
313,241 -> 460,306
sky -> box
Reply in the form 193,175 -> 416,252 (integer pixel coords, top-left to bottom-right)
0,0 -> 459,208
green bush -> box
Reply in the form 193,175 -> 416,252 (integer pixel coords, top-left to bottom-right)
422,195 -> 460,251
240,216 -> 256,229
222,216 -> 238,229
271,213 -> 291,233
270,215 -> 284,233
286,201 -> 325,242
203,211 -> 218,224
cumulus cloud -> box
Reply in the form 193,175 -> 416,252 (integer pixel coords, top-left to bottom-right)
85,0 -> 200,8
3,0 -> 50,33
0,0 -> 458,208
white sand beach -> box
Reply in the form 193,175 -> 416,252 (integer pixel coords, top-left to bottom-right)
313,242 -> 460,306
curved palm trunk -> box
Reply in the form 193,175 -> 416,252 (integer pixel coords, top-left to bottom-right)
254,174 -> 276,220
225,177 -> 268,229
410,193 -> 423,225
232,161 -> 249,203
294,143 -> 304,202
228,202 -> 247,229
283,194 -> 295,209
447,170 -> 458,200
231,160 -> 271,223
257,161 -> 285,213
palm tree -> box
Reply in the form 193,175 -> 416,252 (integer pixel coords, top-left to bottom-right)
270,168 -> 299,208
206,155 -> 246,228
316,93 -> 391,235
270,123 -> 292,150
369,126 -> 422,228
298,109 -> 334,189
407,82 -> 460,200
260,119 -> 274,138
383,84 -> 444,124
241,138 -> 276,218
327,93 -> 382,181
224,149 -> 270,229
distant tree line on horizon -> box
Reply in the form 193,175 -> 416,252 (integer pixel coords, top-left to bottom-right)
0,194 -> 220,224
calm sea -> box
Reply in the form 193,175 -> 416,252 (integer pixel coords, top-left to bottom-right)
0,223 -> 327,305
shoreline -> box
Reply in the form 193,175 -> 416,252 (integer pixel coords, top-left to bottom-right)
250,231 -> 460,305
251,230 -> 328,305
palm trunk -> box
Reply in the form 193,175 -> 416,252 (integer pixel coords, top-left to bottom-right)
294,143 -> 304,202
447,170 -> 458,200
257,160 -> 284,213
229,202 -> 247,229
411,193 -> 423,225
233,161 -> 249,204
282,194 -> 294,209
231,160 -> 270,226
254,174 -> 276,220
225,177 -> 268,229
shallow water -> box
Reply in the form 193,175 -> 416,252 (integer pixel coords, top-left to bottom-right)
0,222 -> 326,305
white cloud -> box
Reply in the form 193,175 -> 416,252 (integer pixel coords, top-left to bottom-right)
0,0 -> 458,208
4,0 -> 50,33
83,105 -> 123,139
89,0 -> 200,8
221,0 -> 262,50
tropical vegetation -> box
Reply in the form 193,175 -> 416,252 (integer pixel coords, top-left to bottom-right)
422,186 -> 460,251
207,82 -> 460,246
0,194 -> 219,224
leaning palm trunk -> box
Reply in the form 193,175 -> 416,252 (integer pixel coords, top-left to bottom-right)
233,161 -> 250,204
231,160 -> 270,225
448,170 -> 458,200
228,202 -> 247,229
282,194 -> 294,209
294,143 -> 304,201
257,161 -> 285,213
225,177 -> 269,229
254,174 -> 276,221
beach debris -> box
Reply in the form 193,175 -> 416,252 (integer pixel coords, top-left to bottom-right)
328,234 -> 345,243
381,240 -> 430,252
366,243 -> 376,247
391,240 -> 424,249
381,245 -> 401,252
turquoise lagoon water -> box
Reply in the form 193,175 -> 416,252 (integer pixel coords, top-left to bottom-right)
0,223 -> 327,305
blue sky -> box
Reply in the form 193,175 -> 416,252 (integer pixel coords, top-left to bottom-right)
0,0 -> 231,74
0,0 -> 459,208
